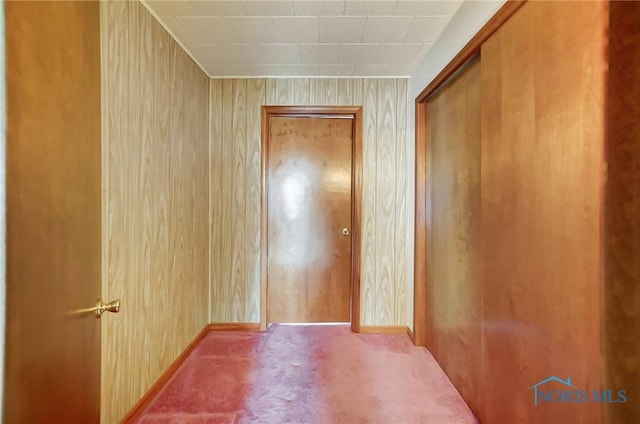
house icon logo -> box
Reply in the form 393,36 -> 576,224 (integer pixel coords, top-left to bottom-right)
528,376 -> 575,406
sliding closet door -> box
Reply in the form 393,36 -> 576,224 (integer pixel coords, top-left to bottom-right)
423,58 -> 482,414
480,2 -> 607,423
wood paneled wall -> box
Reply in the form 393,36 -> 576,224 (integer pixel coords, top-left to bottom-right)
101,2 -> 210,423
420,2 -> 609,423
425,58 -> 481,413
210,78 -> 409,326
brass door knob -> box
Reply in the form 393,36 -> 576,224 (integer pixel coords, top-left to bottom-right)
95,298 -> 120,319
342,228 -> 350,236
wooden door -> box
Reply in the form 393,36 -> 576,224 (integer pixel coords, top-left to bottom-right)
267,116 -> 353,323
5,1 -> 102,422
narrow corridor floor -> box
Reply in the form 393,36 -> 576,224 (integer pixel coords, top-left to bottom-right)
132,324 -> 478,424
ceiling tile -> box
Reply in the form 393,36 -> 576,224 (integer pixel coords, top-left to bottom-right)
158,15 -> 198,45
404,16 -> 450,43
387,63 -> 415,76
362,17 -> 414,43
224,17 -> 276,43
251,44 -> 301,64
145,0 -> 195,17
187,44 -> 229,64
354,63 -> 390,76
393,0 -> 449,16
192,44 -> 301,65
144,0 -> 460,77
344,1 -> 398,16
299,44 -> 340,64
318,64 -> 355,76
272,17 -> 319,43
338,44 -> 380,64
376,43 -> 423,63
206,63 -> 254,76
294,1 -> 346,16
188,1 -> 245,16
191,44 -> 260,65
176,16 -> 231,43
241,1 -> 295,16
252,64 -> 320,76
319,16 -> 366,43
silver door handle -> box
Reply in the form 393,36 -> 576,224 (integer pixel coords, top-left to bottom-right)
342,228 -> 350,236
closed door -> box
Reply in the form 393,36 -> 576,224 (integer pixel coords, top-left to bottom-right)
268,116 -> 353,323
5,1 -> 102,422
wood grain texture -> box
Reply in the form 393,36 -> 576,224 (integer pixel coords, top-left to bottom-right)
426,58 -> 481,415
374,79 -> 397,325
101,2 -> 210,422
604,2 -> 640,422
245,79 -> 266,323
361,79 -> 378,325
5,2 -> 101,422
479,2 -> 607,422
393,79 -> 408,325
210,78 -> 409,326
267,116 -> 353,322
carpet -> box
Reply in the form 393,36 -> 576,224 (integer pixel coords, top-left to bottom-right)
132,324 -> 478,424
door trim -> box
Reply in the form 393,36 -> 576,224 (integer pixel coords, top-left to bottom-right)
261,106 -> 363,332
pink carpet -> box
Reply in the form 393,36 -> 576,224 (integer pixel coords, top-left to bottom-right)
132,324 -> 478,423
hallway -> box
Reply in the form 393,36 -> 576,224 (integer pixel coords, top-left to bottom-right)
4,1 -> 639,422
129,325 -> 476,423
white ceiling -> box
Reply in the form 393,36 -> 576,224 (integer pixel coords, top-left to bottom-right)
143,0 -> 463,78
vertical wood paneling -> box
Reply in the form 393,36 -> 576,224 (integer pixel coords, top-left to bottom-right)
245,79 -> 265,323
374,79 -> 397,325
393,79 -> 408,324
351,79 -> 364,106
294,78 -> 311,105
101,2 -> 210,422
321,78 -> 338,105
337,79 -> 352,105
210,78 -> 408,326
231,79 -> 247,320
309,79 -> 324,105
220,79 -> 234,319
209,79 -> 223,321
361,79 -> 379,324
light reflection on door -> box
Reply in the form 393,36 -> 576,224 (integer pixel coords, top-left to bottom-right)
271,159 -> 329,271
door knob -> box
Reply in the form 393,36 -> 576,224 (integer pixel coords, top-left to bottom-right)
342,228 -> 350,236
94,298 -> 120,319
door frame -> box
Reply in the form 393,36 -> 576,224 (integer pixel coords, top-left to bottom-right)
260,106 -> 363,332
